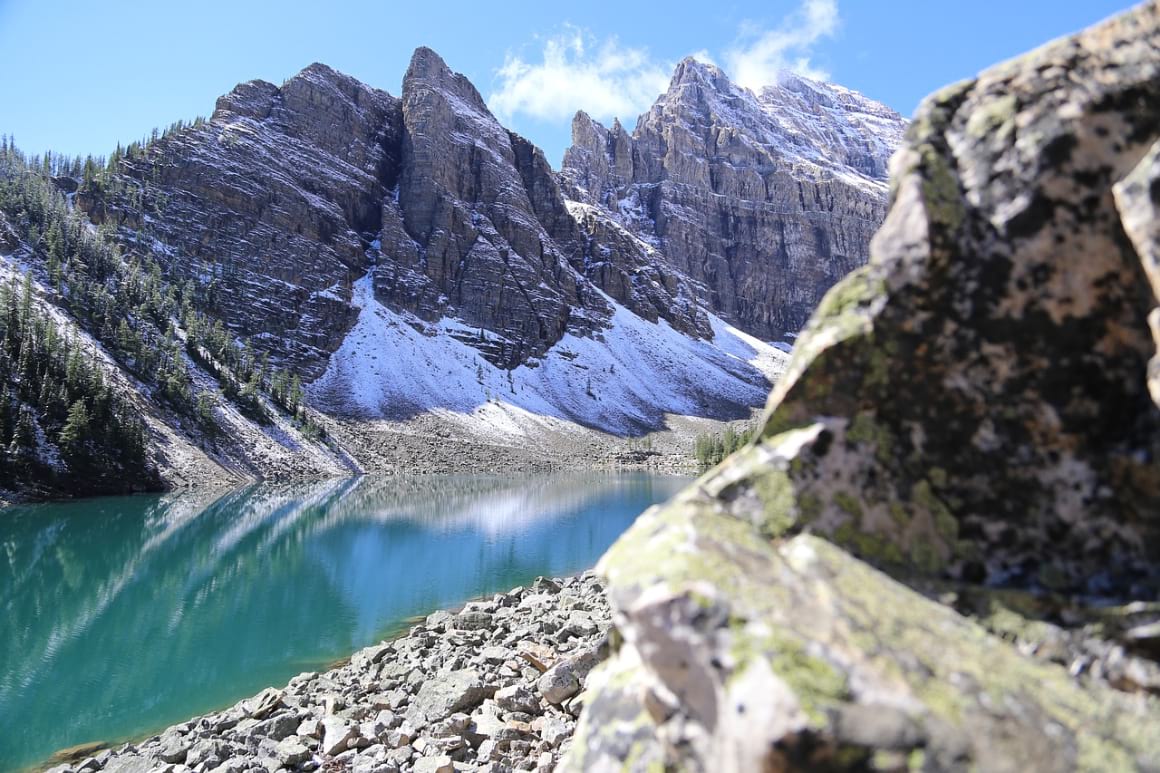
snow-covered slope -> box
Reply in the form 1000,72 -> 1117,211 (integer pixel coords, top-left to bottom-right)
310,270 -> 787,436
41,48 -> 906,483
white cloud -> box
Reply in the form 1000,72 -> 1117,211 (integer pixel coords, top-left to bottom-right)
724,0 -> 840,89
488,27 -> 671,124
488,1 -> 841,127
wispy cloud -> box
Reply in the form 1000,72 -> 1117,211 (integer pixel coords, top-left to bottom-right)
488,1 -> 841,125
725,0 -> 840,88
488,27 -> 671,124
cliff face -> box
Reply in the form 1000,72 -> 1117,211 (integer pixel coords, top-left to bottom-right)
79,50 -> 901,395
79,63 -> 399,378
565,5 -> 1160,771
380,48 -> 597,367
561,60 -> 907,343
60,48 -> 910,440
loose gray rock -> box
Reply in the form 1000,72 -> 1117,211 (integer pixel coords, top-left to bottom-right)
320,717 -> 359,756
409,670 -> 491,722
252,712 -> 299,742
155,733 -> 188,764
101,758 -> 154,773
411,755 -> 453,773
536,662 -> 579,705
275,736 -> 312,766
494,684 -> 540,715
453,611 -> 493,631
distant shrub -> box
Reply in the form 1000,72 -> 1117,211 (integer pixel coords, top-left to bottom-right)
692,424 -> 755,470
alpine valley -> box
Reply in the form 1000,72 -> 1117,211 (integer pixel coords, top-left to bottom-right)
0,48 -> 904,499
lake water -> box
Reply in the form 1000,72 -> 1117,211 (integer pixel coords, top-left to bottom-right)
0,473 -> 690,772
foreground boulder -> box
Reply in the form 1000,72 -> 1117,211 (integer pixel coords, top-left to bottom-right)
563,4 -> 1160,771
745,0 -> 1160,593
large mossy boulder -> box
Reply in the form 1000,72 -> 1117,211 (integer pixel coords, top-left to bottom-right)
563,4 -> 1160,771
749,1 -> 1160,593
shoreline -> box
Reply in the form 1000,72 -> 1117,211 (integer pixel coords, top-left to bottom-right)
41,572 -> 612,773
1,455 -> 702,509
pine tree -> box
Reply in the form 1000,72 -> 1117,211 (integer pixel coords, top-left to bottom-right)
58,399 -> 90,464
8,407 -> 35,458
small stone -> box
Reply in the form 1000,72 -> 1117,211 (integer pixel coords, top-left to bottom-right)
412,755 -> 454,773
297,717 -> 322,739
563,611 -> 596,637
466,704 -> 506,746
253,712 -> 300,741
517,643 -> 557,673
410,670 -> 491,722
246,688 -> 285,720
494,684 -> 540,715
533,577 -> 562,594
275,737 -> 312,766
454,611 -> 493,631
426,610 -> 454,630
207,757 -> 247,773
386,745 -> 413,767
539,716 -> 571,747
156,733 -> 189,764
185,740 -> 229,769
385,719 -> 416,749
321,717 -> 359,756
101,758 -> 154,773
480,646 -> 510,664
536,662 -> 579,705
429,712 -> 471,738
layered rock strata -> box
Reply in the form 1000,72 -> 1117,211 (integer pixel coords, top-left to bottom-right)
561,60 -> 907,343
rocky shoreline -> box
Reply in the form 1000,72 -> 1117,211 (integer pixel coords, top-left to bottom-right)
46,574 -> 611,773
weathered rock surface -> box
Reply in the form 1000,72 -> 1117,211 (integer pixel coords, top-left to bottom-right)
79,63 -> 399,378
563,5 -> 1160,772
80,49 -> 734,379
561,59 -> 906,344
67,46 -> 892,442
56,574 -> 609,773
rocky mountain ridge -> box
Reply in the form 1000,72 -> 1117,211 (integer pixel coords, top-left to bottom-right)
3,46 -> 904,497
80,47 -> 901,386
561,57 -> 906,342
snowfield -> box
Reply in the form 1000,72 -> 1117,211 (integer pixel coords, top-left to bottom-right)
309,271 -> 788,437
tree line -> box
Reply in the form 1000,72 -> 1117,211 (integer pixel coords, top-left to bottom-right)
0,136 -> 321,494
693,424 -> 755,470
0,272 -> 153,491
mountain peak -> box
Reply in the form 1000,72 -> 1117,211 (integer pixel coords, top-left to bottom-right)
403,46 -> 490,115
295,61 -> 345,82
669,56 -> 732,92
406,46 -> 452,81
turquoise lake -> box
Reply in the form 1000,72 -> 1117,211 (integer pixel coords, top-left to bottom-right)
0,473 -> 690,772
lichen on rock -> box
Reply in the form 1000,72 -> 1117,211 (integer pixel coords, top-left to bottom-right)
563,4 -> 1160,771
731,0 -> 1160,594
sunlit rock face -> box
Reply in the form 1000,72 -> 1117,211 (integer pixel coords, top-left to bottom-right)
564,4 -> 1160,772
78,48 -> 900,428
79,63 -> 400,378
81,50 -> 731,380
560,59 -> 906,344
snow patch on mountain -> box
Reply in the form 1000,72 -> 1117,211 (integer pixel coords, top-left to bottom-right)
309,271 -> 787,436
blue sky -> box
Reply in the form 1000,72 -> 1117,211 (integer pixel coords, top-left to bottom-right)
0,0 -> 1136,167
